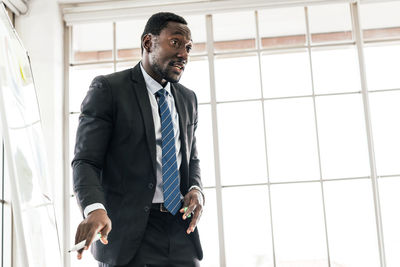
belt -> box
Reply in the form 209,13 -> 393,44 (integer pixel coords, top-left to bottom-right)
151,203 -> 169,213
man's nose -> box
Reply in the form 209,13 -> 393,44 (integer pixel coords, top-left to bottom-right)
177,47 -> 189,61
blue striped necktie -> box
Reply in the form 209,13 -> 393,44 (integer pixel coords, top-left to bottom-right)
156,88 -> 182,215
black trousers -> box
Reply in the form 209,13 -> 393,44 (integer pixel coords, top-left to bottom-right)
99,206 -> 200,267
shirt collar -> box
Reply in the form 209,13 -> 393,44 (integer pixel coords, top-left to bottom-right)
140,62 -> 171,96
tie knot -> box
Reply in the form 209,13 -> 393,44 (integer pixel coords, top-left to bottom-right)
156,88 -> 167,98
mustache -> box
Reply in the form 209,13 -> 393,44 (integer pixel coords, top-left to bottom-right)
168,60 -> 186,66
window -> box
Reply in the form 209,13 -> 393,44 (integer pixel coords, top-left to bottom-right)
66,2 -> 400,266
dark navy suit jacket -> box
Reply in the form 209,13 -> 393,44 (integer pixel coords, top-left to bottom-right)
72,62 -> 203,265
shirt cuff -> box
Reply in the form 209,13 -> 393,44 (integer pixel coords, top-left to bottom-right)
188,185 -> 205,205
83,203 -> 106,218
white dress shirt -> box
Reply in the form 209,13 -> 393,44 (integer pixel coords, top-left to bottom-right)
83,64 -> 201,217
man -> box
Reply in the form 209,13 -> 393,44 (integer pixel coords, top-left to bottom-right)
72,12 -> 204,267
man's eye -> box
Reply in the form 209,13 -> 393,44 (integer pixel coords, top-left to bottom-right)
170,39 -> 179,46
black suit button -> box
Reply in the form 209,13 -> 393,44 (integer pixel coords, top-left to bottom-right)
148,183 -> 154,189
144,206 -> 150,212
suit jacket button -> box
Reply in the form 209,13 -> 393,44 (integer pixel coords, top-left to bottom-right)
148,183 -> 154,189
144,206 -> 150,212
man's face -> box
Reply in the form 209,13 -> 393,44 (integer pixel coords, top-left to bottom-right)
148,21 -> 192,84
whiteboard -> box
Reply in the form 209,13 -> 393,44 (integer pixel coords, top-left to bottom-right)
0,5 -> 61,267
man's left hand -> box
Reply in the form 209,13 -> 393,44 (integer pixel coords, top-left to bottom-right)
180,189 -> 204,234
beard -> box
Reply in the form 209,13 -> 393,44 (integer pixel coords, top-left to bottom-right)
150,54 -> 182,84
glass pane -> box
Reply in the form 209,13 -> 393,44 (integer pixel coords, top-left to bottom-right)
311,46 -> 361,94
258,7 -> 307,48
271,183 -> 328,266
315,94 -> 370,179
378,177 -> 400,267
364,44 -> 400,91
222,185 -> 273,267
69,65 -> 114,112
308,4 -> 353,44
369,91 -> 400,175
116,19 -> 147,60
72,23 -> 113,63
116,61 -> 139,72
215,55 -> 261,102
324,179 -> 380,267
197,105 -> 215,187
217,101 -> 267,186
262,51 -> 312,98
361,2 -> 400,40
186,15 -> 207,54
265,97 -> 320,182
213,11 -> 256,52
198,188 -> 219,267
69,114 -> 80,165
180,57 -> 210,103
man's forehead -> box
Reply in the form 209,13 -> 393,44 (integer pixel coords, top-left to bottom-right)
162,21 -> 192,40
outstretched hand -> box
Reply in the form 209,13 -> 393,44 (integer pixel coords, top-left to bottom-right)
74,209 -> 112,260
180,189 -> 204,234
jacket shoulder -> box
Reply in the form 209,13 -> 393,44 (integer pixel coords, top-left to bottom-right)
173,82 -> 196,99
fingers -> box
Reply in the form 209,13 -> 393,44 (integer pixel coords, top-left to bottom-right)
74,210 -> 111,260
75,224 -> 87,260
180,194 -> 191,214
100,221 -> 112,245
182,199 -> 196,220
187,207 -> 202,234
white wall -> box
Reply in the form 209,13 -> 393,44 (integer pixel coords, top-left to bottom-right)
14,0 -> 64,266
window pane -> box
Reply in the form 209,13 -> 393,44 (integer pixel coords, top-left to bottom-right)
261,51 -> 312,98
215,55 -> 261,102
222,185 -> 273,267
213,11 -> 256,52
364,44 -> 400,91
361,2 -> 400,40
186,15 -> 207,54
180,57 -> 210,103
271,183 -> 328,266
116,61 -> 139,72
69,114 -> 80,164
258,7 -> 306,48
72,23 -> 113,63
69,65 -> 114,112
378,177 -> 400,267
315,95 -> 370,179
308,4 -> 353,44
324,179 -> 380,267
369,91 -> 400,176
198,188 -> 219,267
217,101 -> 267,186
116,19 -> 147,60
311,46 -> 361,94
265,97 -> 320,182
197,105 -> 215,187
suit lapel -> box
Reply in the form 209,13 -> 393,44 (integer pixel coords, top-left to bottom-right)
130,64 -> 157,179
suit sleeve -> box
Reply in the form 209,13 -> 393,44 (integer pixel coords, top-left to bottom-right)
72,75 -> 113,216
188,91 -> 203,191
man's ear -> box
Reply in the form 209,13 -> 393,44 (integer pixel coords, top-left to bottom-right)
142,34 -> 152,53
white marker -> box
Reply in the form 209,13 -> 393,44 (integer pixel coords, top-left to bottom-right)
68,233 -> 101,252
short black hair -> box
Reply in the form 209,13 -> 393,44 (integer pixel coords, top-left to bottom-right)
141,12 -> 187,53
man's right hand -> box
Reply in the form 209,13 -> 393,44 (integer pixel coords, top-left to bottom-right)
74,209 -> 112,260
